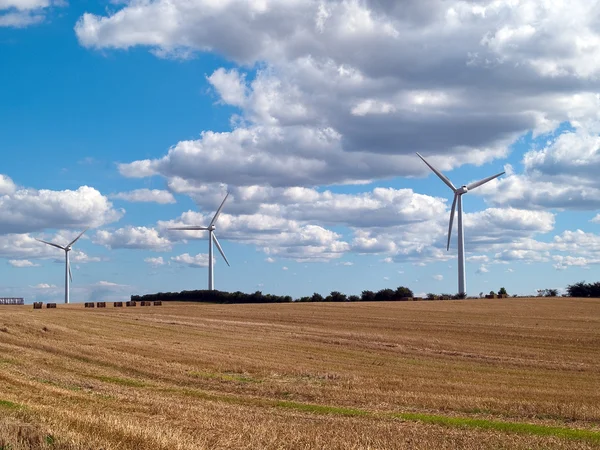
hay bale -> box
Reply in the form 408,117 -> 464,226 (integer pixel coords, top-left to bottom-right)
33,302 -> 43,309
126,301 -> 136,307
84,302 -> 94,308
114,302 -> 123,307
153,301 -> 162,306
400,297 -> 413,301
96,302 -> 106,308
46,303 -> 57,308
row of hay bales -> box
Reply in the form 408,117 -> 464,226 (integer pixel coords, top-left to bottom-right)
33,302 -> 55,309
33,301 -> 162,309
84,301 -> 162,308
485,294 -> 508,299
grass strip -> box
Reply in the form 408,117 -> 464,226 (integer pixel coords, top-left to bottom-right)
392,412 -> 600,443
275,400 -> 367,417
0,399 -> 22,409
174,386 -> 600,443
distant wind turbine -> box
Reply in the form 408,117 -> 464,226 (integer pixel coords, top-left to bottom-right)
169,192 -> 230,291
36,228 -> 88,304
416,153 -> 504,296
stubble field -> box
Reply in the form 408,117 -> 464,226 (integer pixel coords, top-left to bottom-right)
0,297 -> 599,449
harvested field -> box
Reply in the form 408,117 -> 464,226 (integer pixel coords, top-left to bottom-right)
0,297 -> 599,449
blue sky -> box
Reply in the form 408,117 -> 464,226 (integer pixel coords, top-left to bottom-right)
1,0 -> 600,302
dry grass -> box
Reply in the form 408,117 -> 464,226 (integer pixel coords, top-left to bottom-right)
0,297 -> 599,449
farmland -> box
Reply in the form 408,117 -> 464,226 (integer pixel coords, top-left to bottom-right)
0,297 -> 599,449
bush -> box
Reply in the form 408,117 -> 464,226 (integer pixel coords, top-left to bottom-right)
361,290 -> 376,302
498,287 -> 508,296
347,295 -> 360,302
395,286 -> 414,298
374,288 -> 396,302
536,288 -> 559,297
326,291 -> 347,302
566,281 -> 600,297
310,293 -> 325,302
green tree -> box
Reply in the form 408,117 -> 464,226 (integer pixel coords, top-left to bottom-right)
361,290 -> 376,302
395,286 -> 414,298
498,287 -> 508,296
326,291 -> 347,302
310,292 -> 324,302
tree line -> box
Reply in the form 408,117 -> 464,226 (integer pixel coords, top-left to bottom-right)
131,281 -> 600,304
566,281 -> 600,297
132,286 -> 415,304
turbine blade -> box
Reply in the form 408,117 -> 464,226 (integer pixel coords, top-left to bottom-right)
35,238 -> 65,251
447,194 -> 458,251
212,234 -> 230,267
68,227 -> 88,247
168,226 -> 209,231
209,192 -> 230,228
68,261 -> 73,282
466,172 -> 505,191
416,153 -> 456,191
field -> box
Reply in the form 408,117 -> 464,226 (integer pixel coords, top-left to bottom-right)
0,297 -> 599,449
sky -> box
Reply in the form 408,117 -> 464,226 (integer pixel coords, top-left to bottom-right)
1,0 -> 600,303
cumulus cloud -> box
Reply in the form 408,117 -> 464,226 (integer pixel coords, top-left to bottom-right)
1,0 -> 64,28
476,265 -> 489,274
73,0 -> 600,273
432,274 -> 443,281
94,227 -> 171,251
9,259 -> 39,267
144,256 -> 166,267
161,209 -> 350,262
0,233 -> 98,262
78,0 -> 600,194
171,253 -> 211,268
0,181 -> 123,234
476,127 -> 600,210
31,283 -> 56,289
111,189 -> 176,204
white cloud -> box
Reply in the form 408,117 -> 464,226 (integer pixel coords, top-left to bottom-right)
171,253 -> 210,268
94,227 -> 171,251
0,182 -> 123,234
477,265 -> 490,274
265,257 -> 275,263
432,274 -> 443,281
111,189 -> 176,204
144,256 -> 166,267
8,259 -> 39,267
31,283 -> 56,289
78,0 -> 600,195
1,0 -> 64,28
282,266 -> 288,271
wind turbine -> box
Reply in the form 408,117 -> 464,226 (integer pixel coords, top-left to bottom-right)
416,153 -> 504,296
36,228 -> 88,304
169,192 -> 230,291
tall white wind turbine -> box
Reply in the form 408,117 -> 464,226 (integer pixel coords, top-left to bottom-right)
416,153 -> 504,296
169,192 -> 230,291
36,228 -> 88,304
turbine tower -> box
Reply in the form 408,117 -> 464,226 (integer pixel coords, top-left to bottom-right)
416,153 -> 504,296
169,192 -> 230,291
36,228 -> 88,304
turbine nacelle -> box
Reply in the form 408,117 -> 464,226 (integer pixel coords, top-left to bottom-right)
457,185 -> 468,195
